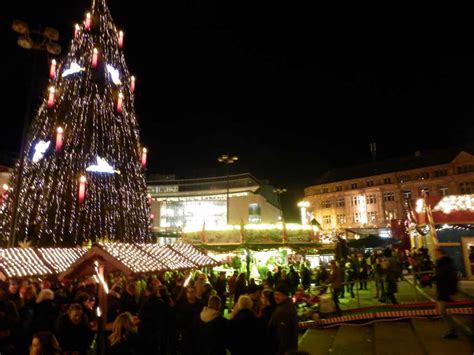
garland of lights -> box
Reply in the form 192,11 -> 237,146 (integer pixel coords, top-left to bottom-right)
0,0 -> 151,246
433,195 -> 474,214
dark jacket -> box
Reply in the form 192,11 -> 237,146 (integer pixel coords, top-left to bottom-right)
32,299 -> 59,333
435,255 -> 458,301
56,313 -> 94,355
229,309 -> 265,355
193,307 -> 229,355
121,292 -> 139,315
269,298 -> 298,355
108,332 -> 141,355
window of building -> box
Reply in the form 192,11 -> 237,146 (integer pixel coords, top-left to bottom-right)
460,182 -> 474,194
351,196 -> 359,206
367,211 -> 377,222
323,215 -> 332,225
385,210 -> 397,222
419,172 -> 429,180
336,185 -> 343,192
336,198 -> 345,207
383,192 -> 395,202
457,165 -> 474,174
321,200 -> 331,208
353,212 -> 362,223
439,186 -> 449,196
337,214 -> 346,225
351,183 -> 358,189
248,203 -> 261,223
366,194 -> 376,204
403,190 -> 412,200
322,187 -> 329,193
366,180 -> 374,187
398,175 -> 410,183
384,177 -> 391,184
420,187 -> 430,196
434,169 -> 448,177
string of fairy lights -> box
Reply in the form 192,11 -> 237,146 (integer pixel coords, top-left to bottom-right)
0,242 -> 218,278
0,0 -> 151,246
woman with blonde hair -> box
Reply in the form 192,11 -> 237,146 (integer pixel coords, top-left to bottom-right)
108,312 -> 141,354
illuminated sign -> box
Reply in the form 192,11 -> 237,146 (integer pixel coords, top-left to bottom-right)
32,140 -> 51,163
86,156 -> 120,174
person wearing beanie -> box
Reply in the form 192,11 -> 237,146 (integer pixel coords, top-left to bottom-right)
32,289 -> 58,334
269,286 -> 298,355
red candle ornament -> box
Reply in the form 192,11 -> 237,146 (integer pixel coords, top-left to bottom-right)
141,147 -> 148,168
47,87 -> 55,108
49,59 -> 57,79
74,24 -> 80,37
130,75 -> 136,92
55,127 -> 64,152
92,48 -> 98,68
118,30 -> 124,48
117,92 -> 124,113
150,212 -> 156,220
78,175 -> 87,203
85,13 -> 91,31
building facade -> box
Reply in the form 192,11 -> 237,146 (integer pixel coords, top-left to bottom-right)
147,173 -> 281,232
304,148 -> 474,237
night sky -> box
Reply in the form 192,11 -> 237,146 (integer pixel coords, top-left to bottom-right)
1,2 -> 474,220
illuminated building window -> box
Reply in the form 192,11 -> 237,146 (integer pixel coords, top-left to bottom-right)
353,212 -> 362,223
321,200 -> 331,208
383,192 -> 395,202
323,215 -> 332,225
418,172 -> 429,180
384,177 -> 391,184
439,186 -> 449,196
322,187 -> 329,193
248,203 -> 261,223
366,180 -> 374,187
367,211 -> 377,222
403,190 -> 412,200
351,183 -> 358,189
385,210 -> 397,221
366,194 -> 376,204
434,169 -> 447,177
336,185 -> 343,192
398,175 -> 410,183
420,187 -> 430,197
459,182 -> 474,194
351,196 -> 359,206
336,198 -> 345,207
337,214 -> 346,225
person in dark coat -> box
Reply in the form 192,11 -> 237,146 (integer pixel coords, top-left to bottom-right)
138,284 -> 167,353
233,273 -> 247,304
214,272 -> 227,311
32,289 -> 59,334
301,264 -> 312,290
229,295 -> 265,355
434,248 -> 458,339
121,283 -> 139,315
175,286 -> 203,355
55,303 -> 94,355
193,295 -> 229,355
107,285 -> 122,323
108,312 -> 141,354
269,285 -> 298,355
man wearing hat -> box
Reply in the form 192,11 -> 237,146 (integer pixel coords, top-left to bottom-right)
269,284 -> 298,355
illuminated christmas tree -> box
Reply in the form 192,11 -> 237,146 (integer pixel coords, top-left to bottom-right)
0,0 -> 152,246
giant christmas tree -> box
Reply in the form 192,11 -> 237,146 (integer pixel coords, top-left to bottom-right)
0,0 -> 152,246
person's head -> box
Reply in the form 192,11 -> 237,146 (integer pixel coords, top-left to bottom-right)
30,331 -> 61,355
237,273 -> 246,282
233,271 -> 238,277
108,312 -> 137,347
145,284 -> 157,297
281,270 -> 288,278
41,279 -> 52,290
186,286 -> 196,302
24,285 -> 37,302
330,260 -> 337,269
273,286 -> 289,304
435,248 -> 447,260
8,279 -> 19,294
67,303 -> 83,326
207,295 -> 222,311
261,289 -> 275,307
36,289 -> 54,304
219,271 -> 226,280
126,283 -> 136,296
237,295 -> 253,311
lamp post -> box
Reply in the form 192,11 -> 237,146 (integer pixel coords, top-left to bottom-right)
273,188 -> 287,222
9,20 -> 61,247
217,153 -> 238,225
297,201 -> 310,225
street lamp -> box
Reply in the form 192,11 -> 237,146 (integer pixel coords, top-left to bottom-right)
217,153 -> 238,225
8,20 -> 61,247
297,201 -> 310,225
273,188 -> 287,222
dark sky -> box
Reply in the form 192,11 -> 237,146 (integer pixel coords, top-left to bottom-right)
1,2 -> 474,220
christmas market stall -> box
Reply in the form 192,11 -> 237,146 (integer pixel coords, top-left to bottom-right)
410,194 -> 474,279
